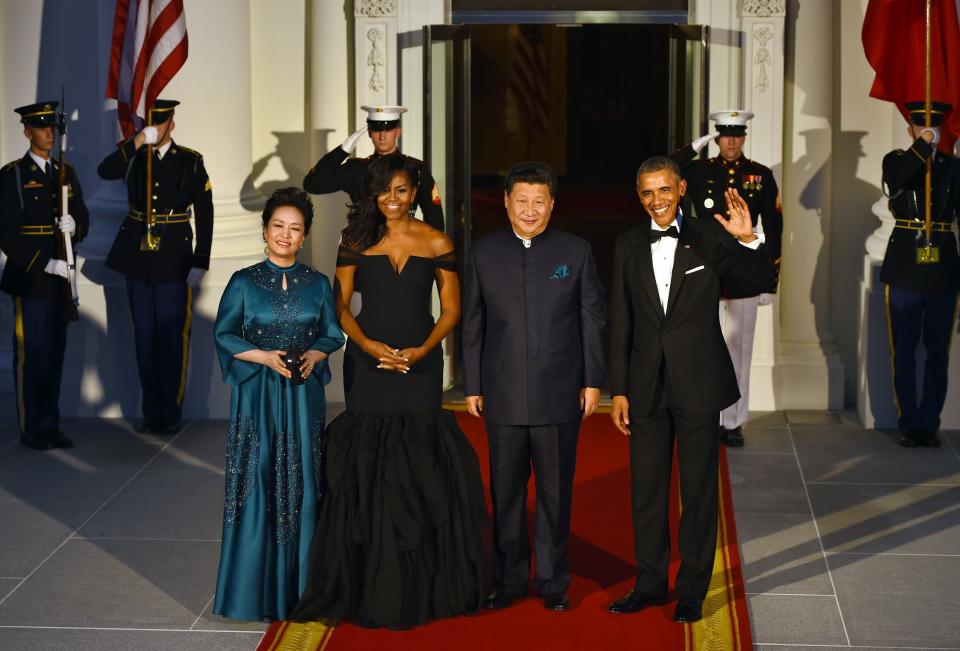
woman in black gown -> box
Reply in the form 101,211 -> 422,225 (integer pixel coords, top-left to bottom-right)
291,155 -> 488,628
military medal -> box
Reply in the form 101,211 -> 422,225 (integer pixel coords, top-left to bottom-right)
703,198 -> 714,209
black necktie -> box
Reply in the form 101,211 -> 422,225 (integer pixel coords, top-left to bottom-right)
650,226 -> 679,243
44,161 -> 54,183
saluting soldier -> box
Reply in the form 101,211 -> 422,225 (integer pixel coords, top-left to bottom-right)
671,110 -> 783,448
97,99 -> 213,434
303,105 -> 445,231
0,101 -> 89,450
881,101 -> 960,448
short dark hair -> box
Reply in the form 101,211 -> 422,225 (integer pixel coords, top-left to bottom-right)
636,156 -> 681,185
504,161 -> 558,197
261,187 -> 314,235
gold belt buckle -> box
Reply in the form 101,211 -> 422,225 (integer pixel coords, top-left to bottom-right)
916,236 -> 940,264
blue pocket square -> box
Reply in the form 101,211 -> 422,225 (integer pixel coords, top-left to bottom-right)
549,265 -> 571,280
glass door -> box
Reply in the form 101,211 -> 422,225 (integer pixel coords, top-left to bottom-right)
423,25 -> 471,251
668,24 -> 710,152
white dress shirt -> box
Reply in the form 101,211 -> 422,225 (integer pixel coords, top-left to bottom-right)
650,217 -> 681,312
155,141 -> 172,160
28,150 -> 52,174
651,213 -> 764,312
514,231 -> 532,248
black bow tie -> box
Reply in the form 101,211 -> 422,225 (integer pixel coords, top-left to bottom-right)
650,226 -> 679,243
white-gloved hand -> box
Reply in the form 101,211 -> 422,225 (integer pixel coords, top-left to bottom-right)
186,267 -> 206,287
692,132 -> 720,153
58,214 -> 76,236
920,126 -> 941,145
44,259 -> 69,279
757,292 -> 775,306
341,127 -> 368,154
141,126 -> 159,145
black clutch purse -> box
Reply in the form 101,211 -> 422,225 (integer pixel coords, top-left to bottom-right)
283,347 -> 305,385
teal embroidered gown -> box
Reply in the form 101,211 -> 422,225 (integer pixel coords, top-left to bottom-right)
212,259 -> 345,621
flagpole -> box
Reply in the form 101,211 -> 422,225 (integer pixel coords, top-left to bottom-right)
924,0 -> 933,243
142,107 -> 159,252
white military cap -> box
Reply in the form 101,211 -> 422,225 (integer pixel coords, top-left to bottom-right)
361,105 -> 408,124
708,109 -> 754,135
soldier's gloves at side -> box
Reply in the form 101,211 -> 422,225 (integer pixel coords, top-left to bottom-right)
920,127 -> 941,145
186,267 -> 206,287
43,259 -> 70,279
141,126 -> 159,145
757,293 -> 775,306
692,132 -> 720,153
58,214 -> 76,236
341,127 -> 368,154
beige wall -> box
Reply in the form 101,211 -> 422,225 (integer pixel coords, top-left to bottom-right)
829,0 -> 895,401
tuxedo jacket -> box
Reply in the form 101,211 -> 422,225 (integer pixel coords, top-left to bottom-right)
461,228 -> 608,425
607,216 -> 776,416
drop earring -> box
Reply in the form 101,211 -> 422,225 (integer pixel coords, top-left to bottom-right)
407,208 -> 416,219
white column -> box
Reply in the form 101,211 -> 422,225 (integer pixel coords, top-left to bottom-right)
307,0 -> 352,403
778,0 -> 844,409
60,0 -> 265,419
353,1 -> 399,160
739,0 -> 786,411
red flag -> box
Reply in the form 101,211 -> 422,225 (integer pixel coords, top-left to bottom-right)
106,0 -> 188,139
863,0 -> 960,152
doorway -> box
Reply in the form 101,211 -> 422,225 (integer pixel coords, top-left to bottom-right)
420,21 -> 709,391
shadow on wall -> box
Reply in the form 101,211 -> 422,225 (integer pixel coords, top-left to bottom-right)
240,128 -> 336,212
827,130 -> 884,403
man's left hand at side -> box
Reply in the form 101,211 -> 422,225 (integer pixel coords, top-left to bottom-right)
580,387 -> 600,419
186,267 -> 206,287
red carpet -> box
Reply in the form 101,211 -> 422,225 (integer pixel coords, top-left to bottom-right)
257,413 -> 752,650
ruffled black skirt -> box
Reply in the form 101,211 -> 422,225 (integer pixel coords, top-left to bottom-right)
290,409 -> 490,629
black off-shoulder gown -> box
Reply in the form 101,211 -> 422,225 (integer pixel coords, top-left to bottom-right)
290,247 -> 489,629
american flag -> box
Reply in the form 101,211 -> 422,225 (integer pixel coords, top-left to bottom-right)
106,0 -> 189,139
506,25 -> 550,134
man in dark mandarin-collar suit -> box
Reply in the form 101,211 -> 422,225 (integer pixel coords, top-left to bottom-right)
461,161 -> 607,612
607,157 -> 775,623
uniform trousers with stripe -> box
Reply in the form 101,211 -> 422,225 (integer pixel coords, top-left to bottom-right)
719,295 -> 761,430
125,279 -> 192,423
11,296 -> 67,436
886,285 -> 957,432
485,420 -> 580,598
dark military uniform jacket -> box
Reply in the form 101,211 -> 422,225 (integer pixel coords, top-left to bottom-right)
303,147 -> 445,232
0,154 -> 89,300
672,145 -> 783,294
880,137 -> 960,294
98,138 -> 213,283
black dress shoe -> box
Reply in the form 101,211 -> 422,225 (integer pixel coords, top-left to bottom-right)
916,430 -> 942,448
20,432 -> 54,451
898,430 -> 918,447
483,591 -> 519,610
720,426 -> 745,447
608,589 -> 667,614
543,593 -> 569,611
136,419 -> 161,434
673,596 -> 703,623
161,419 -> 184,435
46,430 -> 74,449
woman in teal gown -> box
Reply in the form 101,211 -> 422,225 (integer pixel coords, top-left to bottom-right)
212,187 -> 345,621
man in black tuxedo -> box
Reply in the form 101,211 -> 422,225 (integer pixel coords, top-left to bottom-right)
607,156 -> 775,623
461,161 -> 607,612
